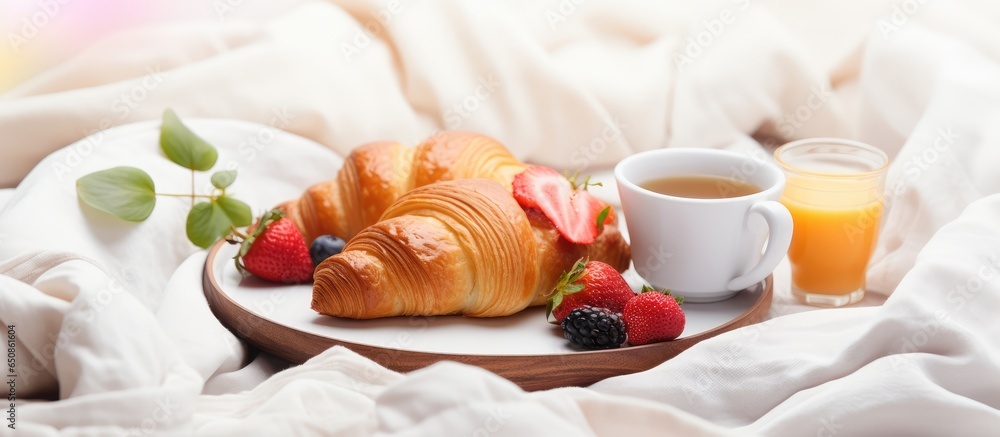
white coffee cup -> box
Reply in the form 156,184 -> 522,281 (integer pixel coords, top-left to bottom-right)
614,148 -> 793,302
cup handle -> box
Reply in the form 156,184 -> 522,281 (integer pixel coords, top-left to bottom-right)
727,201 -> 793,291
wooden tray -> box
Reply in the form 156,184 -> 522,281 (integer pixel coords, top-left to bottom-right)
203,240 -> 772,391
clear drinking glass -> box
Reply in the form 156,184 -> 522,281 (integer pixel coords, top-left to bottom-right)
775,138 -> 890,307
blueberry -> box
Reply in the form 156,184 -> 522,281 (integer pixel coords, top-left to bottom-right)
310,235 -> 345,267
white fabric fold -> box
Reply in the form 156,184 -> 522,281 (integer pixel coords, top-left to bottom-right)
2,0 -> 1000,435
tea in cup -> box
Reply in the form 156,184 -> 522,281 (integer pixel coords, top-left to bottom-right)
614,148 -> 793,302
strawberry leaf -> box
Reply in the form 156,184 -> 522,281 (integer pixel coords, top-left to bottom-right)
596,206 -> 611,231
76,166 -> 156,222
580,176 -> 602,191
563,169 -> 581,188
640,284 -> 682,303
566,171 -> 604,191
160,108 -> 218,171
546,293 -> 562,322
211,170 -> 238,189
545,258 -> 590,322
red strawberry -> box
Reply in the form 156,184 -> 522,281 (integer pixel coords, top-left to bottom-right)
512,166 -> 615,244
547,259 -> 635,323
232,209 -> 314,283
623,287 -> 686,345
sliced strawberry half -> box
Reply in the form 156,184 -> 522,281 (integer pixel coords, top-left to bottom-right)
512,165 -> 615,244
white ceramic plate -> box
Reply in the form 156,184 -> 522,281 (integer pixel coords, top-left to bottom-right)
208,242 -> 767,355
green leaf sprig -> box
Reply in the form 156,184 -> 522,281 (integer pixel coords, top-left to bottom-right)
76,108 -> 252,248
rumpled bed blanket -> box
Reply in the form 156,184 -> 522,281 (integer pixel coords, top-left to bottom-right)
1,0 -> 999,435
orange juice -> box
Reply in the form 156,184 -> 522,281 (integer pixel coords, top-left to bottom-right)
775,138 -> 889,307
780,179 -> 883,295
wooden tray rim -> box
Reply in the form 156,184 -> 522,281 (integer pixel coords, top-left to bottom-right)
202,239 -> 773,390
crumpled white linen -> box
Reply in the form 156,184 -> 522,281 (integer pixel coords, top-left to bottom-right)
0,0 -> 876,189
2,0 -> 1000,435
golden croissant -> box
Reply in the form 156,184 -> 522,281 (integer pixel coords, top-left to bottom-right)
278,131 -> 527,244
312,179 -> 630,318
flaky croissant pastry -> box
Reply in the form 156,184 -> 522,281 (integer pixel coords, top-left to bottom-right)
278,132 -> 527,244
312,179 -> 630,318
273,131 -> 629,318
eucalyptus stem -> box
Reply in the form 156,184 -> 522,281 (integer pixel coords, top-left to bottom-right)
75,109 -> 252,249
157,193 -> 216,199
190,169 -> 195,207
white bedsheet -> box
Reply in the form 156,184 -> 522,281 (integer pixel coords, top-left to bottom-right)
2,1 -> 1000,435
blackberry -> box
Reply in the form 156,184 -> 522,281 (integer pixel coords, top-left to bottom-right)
561,306 -> 626,350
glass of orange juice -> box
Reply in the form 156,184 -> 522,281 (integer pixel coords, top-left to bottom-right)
775,138 -> 889,307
